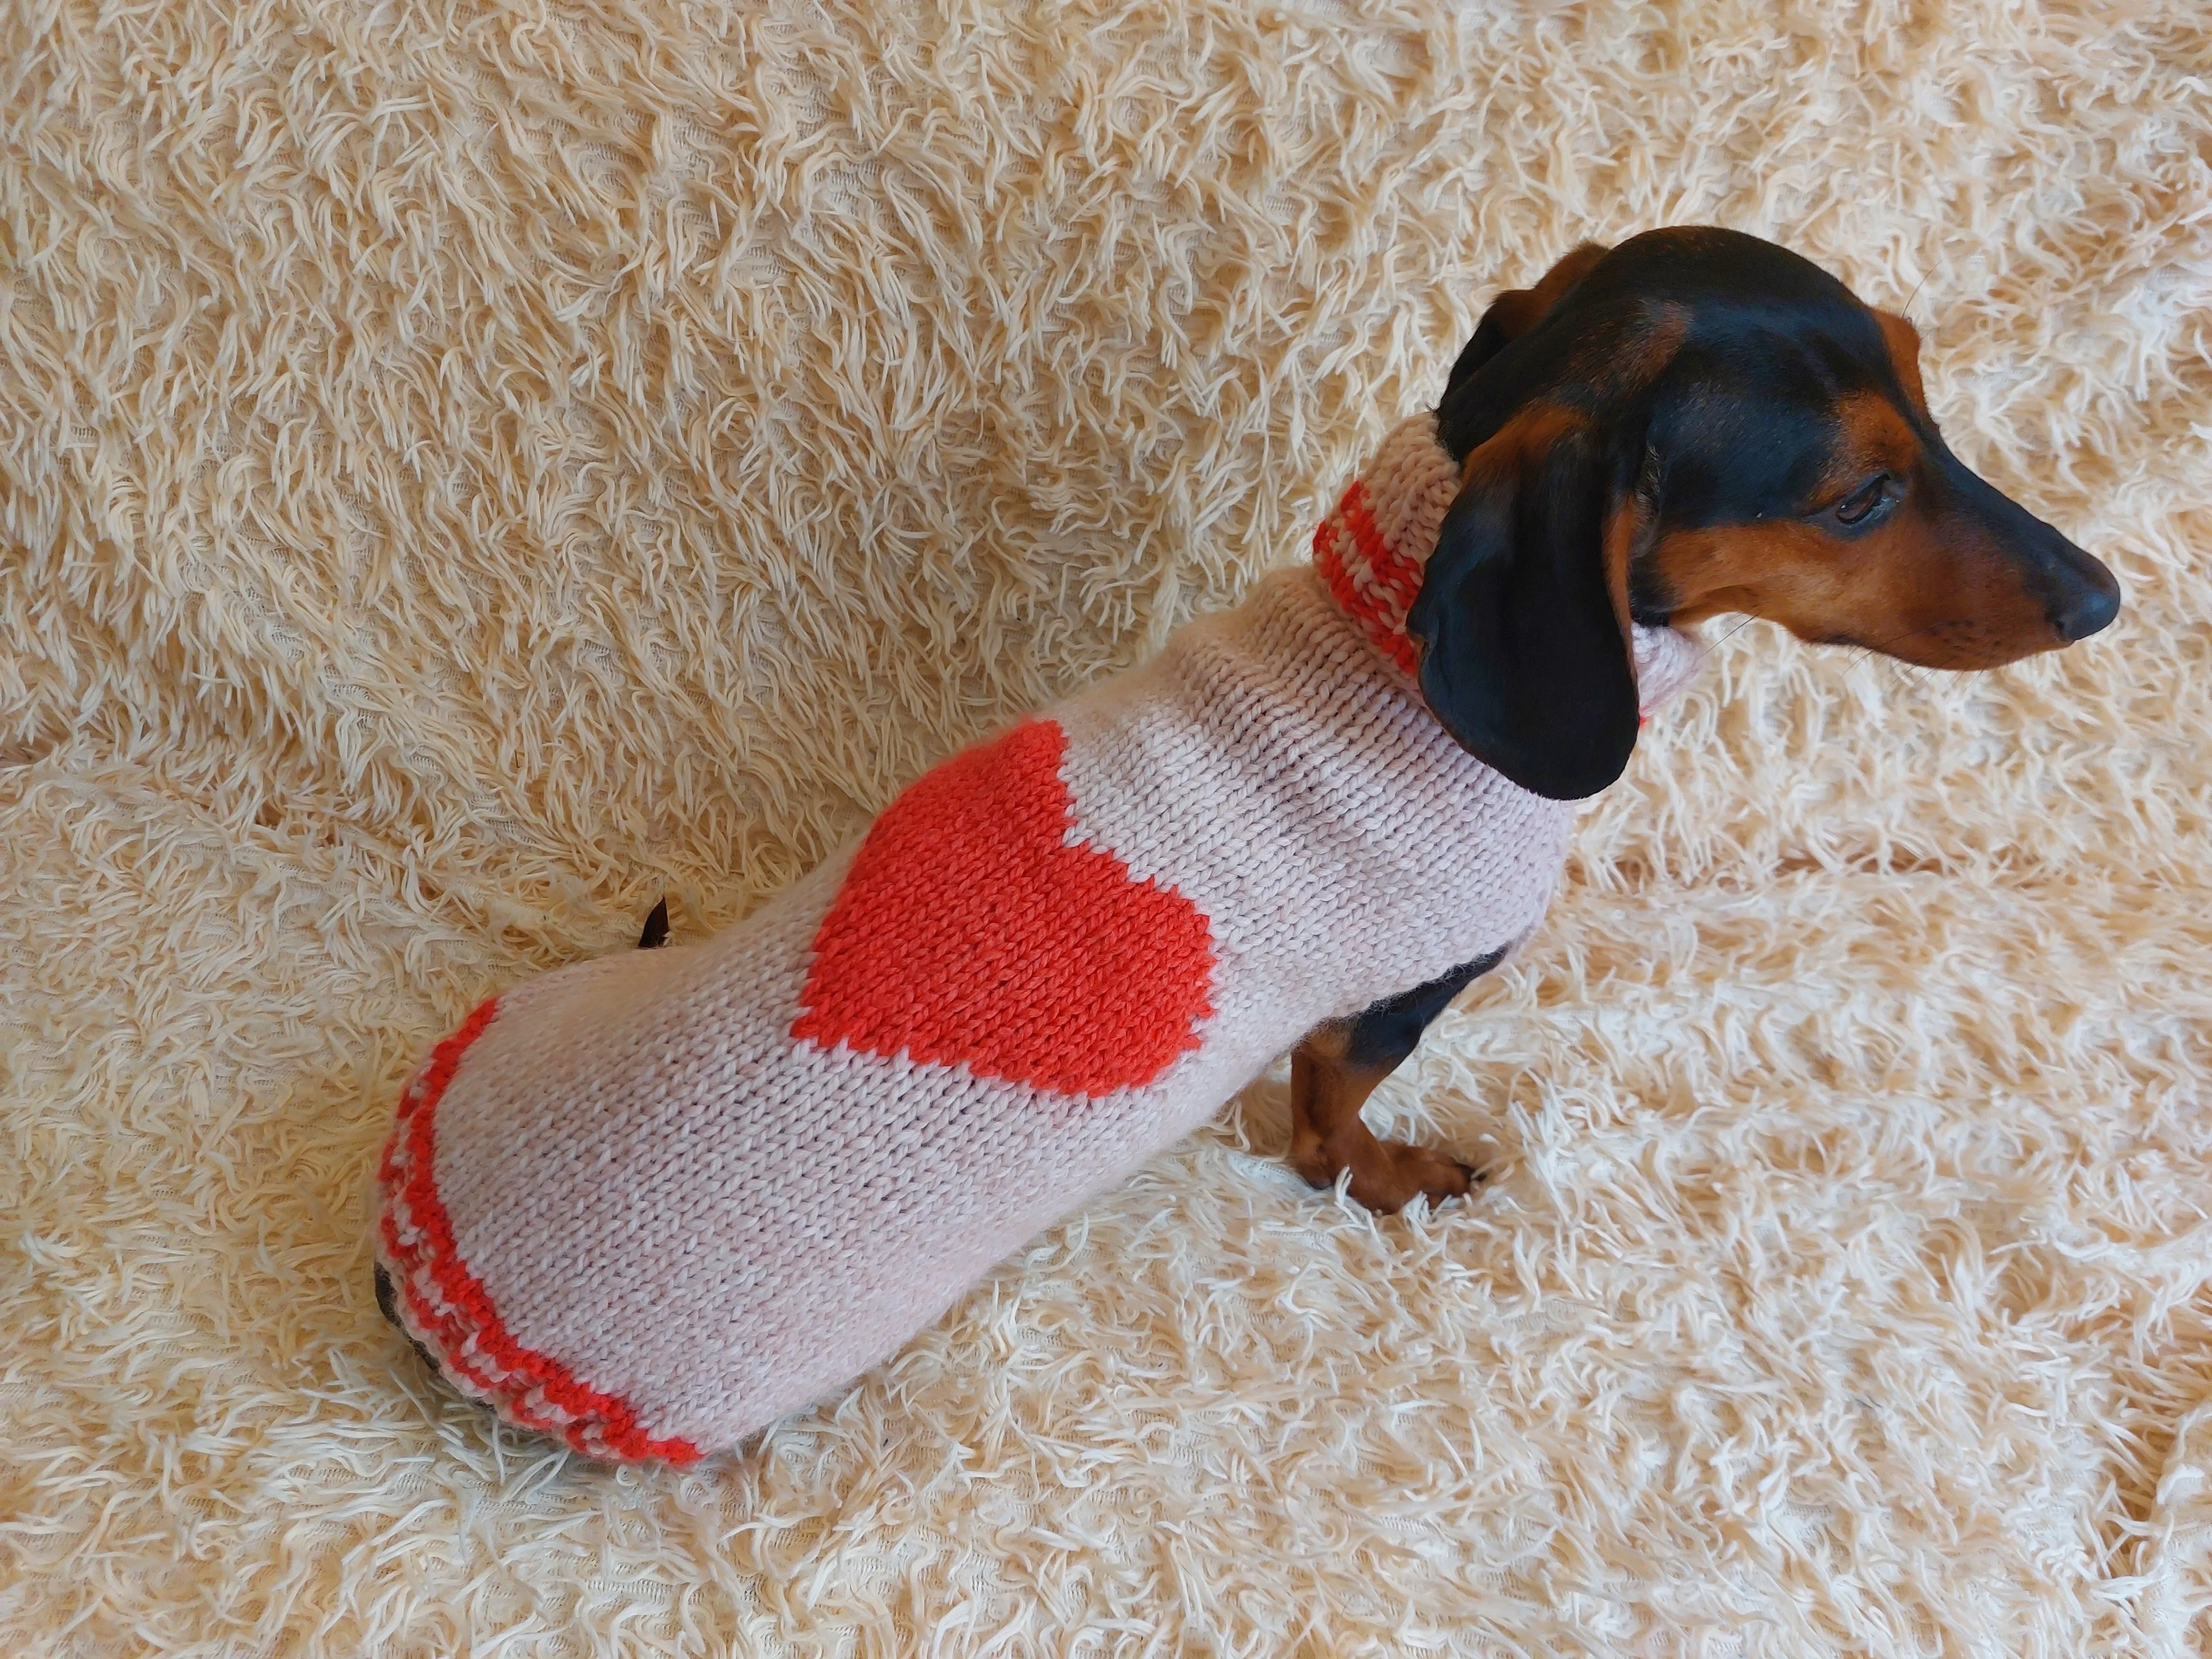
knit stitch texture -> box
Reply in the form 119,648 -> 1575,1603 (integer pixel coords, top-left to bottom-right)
375,413 -> 1702,1461
11,7 -> 2202,1646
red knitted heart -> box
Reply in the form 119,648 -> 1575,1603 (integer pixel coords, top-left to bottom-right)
792,719 -> 1215,1096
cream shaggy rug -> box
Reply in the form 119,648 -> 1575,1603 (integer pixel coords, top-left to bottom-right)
5,0 -> 2210,1653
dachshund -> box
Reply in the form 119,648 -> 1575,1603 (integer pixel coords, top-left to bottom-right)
374,227 -> 2120,1462
1280,225 -> 2118,1213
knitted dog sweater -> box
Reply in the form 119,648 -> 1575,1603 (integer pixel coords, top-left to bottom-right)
375,412 -> 1703,1463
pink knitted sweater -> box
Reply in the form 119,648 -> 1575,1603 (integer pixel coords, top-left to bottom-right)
375,413 -> 1702,1463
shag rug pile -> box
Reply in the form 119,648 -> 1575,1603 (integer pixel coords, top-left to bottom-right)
5,1 -> 2209,1653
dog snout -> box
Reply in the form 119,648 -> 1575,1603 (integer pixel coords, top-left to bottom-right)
1943,460 -> 2121,648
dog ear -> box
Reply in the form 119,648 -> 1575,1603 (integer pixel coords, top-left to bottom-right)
1445,242 -> 1613,395
1872,309 -> 1930,417
1405,407 -> 1646,801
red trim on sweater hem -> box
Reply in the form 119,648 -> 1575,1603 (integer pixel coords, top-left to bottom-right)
377,996 -> 704,1466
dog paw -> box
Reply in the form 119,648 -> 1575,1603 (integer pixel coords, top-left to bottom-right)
1345,1139 -> 1480,1214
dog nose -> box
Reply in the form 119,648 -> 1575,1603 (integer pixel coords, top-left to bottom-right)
2048,564 -> 2121,641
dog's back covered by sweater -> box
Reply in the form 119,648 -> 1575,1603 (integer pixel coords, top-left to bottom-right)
375,227 -> 2124,1463
373,414 -> 1701,1463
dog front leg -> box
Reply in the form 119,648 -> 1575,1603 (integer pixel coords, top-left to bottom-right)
1288,949 -> 1506,1213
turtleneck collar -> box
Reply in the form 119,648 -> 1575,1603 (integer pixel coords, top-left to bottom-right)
1310,411 -> 1702,719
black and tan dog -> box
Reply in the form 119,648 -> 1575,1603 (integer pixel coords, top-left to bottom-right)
377,228 -> 2119,1460
611,226 -> 2120,1218
1282,226 -> 2118,1212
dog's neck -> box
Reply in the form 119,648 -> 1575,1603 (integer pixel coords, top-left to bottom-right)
1309,414 -> 1455,682
1311,412 -> 1701,719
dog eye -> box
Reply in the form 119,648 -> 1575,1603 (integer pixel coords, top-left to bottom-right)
1832,475 -> 1893,527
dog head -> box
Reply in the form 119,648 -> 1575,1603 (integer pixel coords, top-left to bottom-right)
1407,226 -> 2122,800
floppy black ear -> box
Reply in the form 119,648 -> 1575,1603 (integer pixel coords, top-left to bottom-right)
1405,417 -> 1643,801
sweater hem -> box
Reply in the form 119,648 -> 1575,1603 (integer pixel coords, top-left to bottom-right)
375,995 -> 705,1466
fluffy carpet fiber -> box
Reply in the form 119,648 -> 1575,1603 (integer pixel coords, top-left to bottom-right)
5,0 -> 2210,1653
